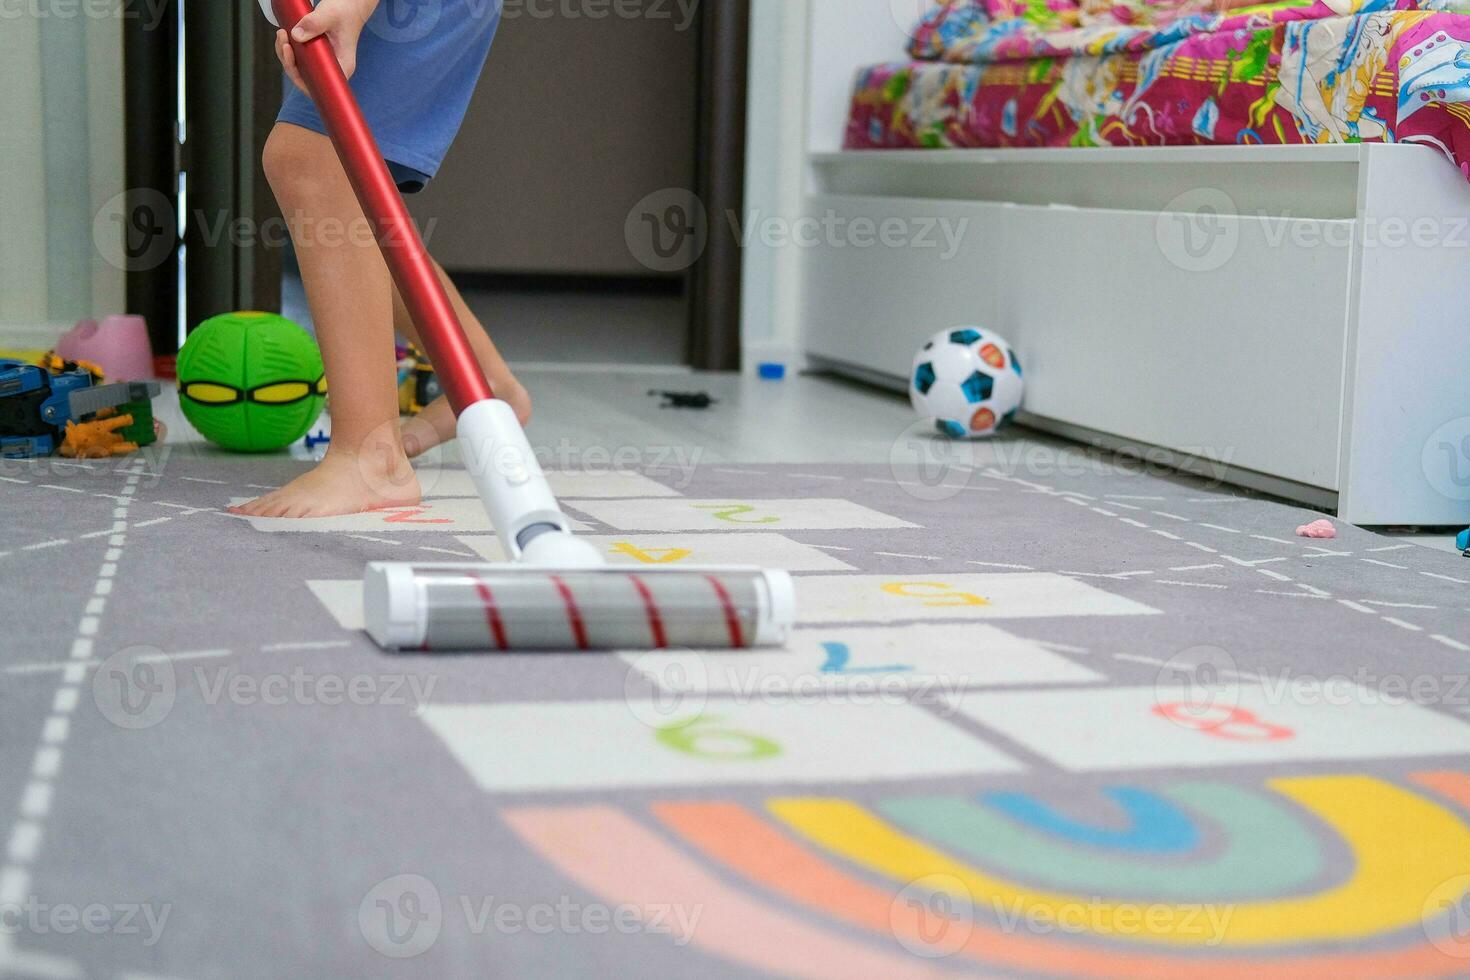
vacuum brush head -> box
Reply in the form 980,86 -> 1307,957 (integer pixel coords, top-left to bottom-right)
364,563 -> 795,651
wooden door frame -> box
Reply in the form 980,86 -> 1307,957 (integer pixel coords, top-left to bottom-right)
688,0 -> 752,371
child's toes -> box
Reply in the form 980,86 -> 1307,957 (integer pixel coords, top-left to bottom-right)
234,493 -> 280,517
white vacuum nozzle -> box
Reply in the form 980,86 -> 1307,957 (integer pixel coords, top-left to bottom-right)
364,564 -> 795,652
518,529 -> 605,568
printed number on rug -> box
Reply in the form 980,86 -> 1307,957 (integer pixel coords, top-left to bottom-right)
656,715 -> 784,761
692,503 -> 783,525
609,542 -> 694,564
880,581 -> 990,608
1154,702 -> 1296,742
819,641 -> 913,675
380,505 -> 452,525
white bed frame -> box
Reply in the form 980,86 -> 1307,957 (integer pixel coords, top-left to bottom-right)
746,0 -> 1470,526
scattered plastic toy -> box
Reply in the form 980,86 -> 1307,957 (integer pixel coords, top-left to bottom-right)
39,351 -> 105,384
1296,518 -> 1337,539
56,315 -> 154,382
758,362 -> 786,381
61,413 -> 140,458
0,358 -> 158,458
396,343 -> 440,416
113,399 -> 159,448
1457,528 -> 1469,555
304,430 -> 332,450
649,390 -> 717,410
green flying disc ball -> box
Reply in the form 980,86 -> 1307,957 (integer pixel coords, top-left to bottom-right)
177,311 -> 326,452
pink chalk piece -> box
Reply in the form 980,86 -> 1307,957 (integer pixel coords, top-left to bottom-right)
55,315 -> 154,381
1296,518 -> 1337,539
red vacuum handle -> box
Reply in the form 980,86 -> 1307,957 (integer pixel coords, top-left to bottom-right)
271,0 -> 492,414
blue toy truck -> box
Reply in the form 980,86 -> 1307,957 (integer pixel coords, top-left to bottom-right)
0,359 -> 96,458
0,358 -> 160,458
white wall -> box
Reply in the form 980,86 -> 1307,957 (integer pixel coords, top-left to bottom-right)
0,16 -> 52,330
739,0 -> 914,372
739,0 -> 811,372
0,10 -> 126,344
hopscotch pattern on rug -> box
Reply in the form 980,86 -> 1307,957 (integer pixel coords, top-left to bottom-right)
304,573 -> 1159,632
254,479 -> 1470,972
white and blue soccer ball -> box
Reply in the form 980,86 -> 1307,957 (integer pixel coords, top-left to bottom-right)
910,327 -> 1025,438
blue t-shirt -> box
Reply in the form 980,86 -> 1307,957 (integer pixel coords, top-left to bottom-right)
278,0 -> 500,191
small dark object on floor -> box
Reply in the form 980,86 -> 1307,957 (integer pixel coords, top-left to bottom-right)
649,390 -> 718,410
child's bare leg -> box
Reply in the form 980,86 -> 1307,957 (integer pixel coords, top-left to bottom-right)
394,261 -> 530,459
232,123 -> 419,518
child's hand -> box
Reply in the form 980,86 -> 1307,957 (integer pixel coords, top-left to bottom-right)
275,0 -> 380,92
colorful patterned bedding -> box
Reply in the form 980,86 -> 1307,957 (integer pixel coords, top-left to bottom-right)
846,0 -> 1470,178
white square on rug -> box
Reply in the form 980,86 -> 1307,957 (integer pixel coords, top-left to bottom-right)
457,532 -> 856,572
235,499 -> 590,533
307,580 -> 365,630
942,682 -> 1470,770
794,573 -> 1160,623
420,699 -> 1021,791
561,498 -> 918,531
620,623 -> 1102,696
418,470 -> 679,499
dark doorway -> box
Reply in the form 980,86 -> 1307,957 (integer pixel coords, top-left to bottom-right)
124,0 -> 283,355
121,0 -> 180,356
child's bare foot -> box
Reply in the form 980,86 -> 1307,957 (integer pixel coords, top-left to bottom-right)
229,446 -> 421,518
401,378 -> 531,459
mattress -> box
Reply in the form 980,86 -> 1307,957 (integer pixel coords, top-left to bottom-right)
846,0 -> 1470,175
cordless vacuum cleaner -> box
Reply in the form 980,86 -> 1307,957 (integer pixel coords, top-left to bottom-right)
265,0 -> 794,651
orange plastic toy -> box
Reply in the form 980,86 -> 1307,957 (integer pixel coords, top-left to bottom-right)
60,413 -> 139,459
